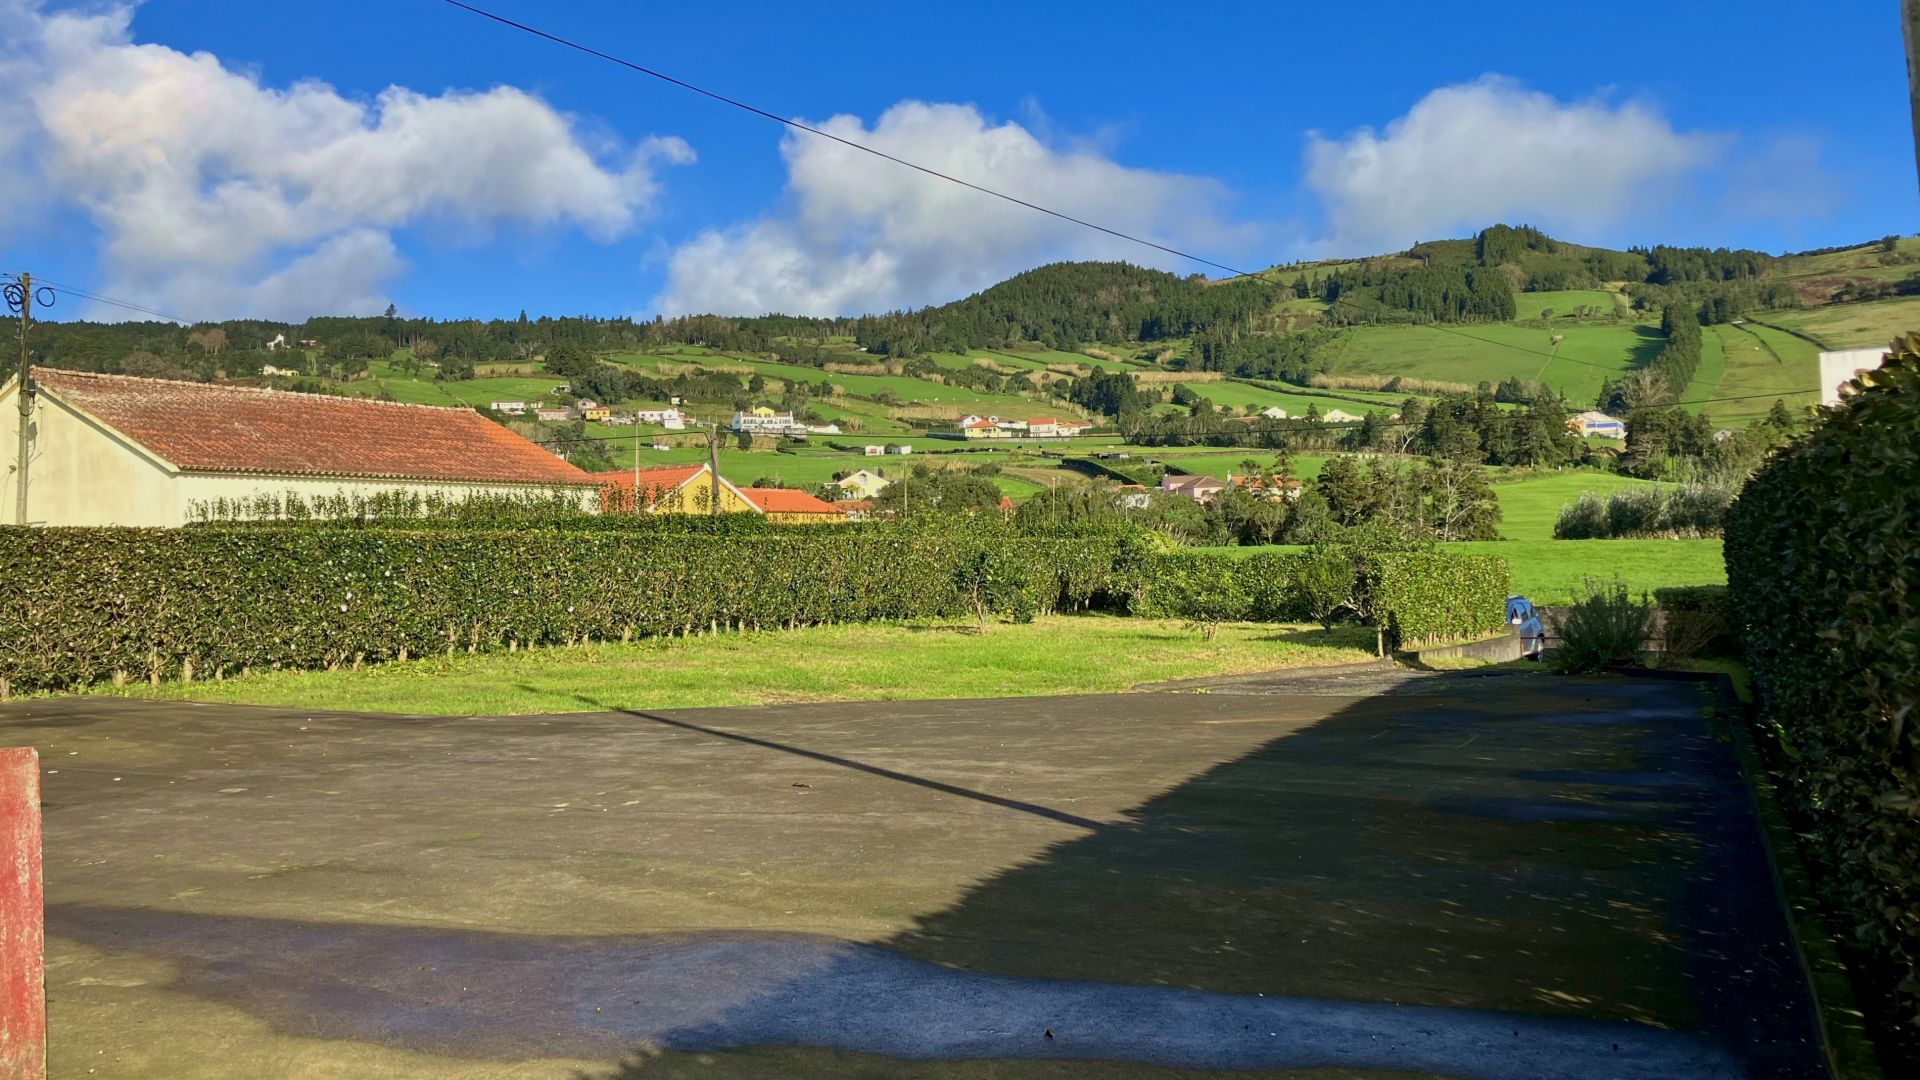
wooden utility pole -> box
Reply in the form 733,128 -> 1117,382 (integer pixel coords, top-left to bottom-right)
1908,0 -> 1920,195
632,430 -> 641,516
11,272 -> 32,527
707,416 -> 722,515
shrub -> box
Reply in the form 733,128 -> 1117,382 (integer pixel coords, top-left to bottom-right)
1652,585 -> 1734,660
1724,335 -> 1920,1064
1552,577 -> 1653,674
1604,487 -> 1667,538
1293,549 -> 1355,631
0,525 -> 1122,693
1552,493 -> 1609,539
1368,552 -> 1509,647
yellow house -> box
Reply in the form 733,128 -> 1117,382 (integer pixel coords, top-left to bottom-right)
1,367 -> 599,527
832,469 -> 891,499
581,406 -> 612,422
592,463 -> 756,515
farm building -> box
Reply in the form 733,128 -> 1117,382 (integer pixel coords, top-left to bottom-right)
832,469 -> 891,499
0,368 -> 596,527
1568,411 -> 1626,438
592,463 -> 755,516
739,487 -> 847,524
1160,474 -> 1227,503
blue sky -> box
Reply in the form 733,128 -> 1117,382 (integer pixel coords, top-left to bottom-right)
0,0 -> 1910,323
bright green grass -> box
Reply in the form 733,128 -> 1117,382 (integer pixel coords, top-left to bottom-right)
1512,290 -> 1617,320
1761,296 -> 1920,349
1711,323 -> 1820,423
1204,538 -> 1723,605
1488,471 -> 1672,541
1331,322 -> 1661,404
1683,320 -> 1729,413
83,616 -> 1378,716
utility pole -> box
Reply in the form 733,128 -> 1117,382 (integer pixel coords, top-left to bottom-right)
708,414 -> 722,515
5,272 -> 44,527
1907,0 -> 1920,197
631,429 -> 641,516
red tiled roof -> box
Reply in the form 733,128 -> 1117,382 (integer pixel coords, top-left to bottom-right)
590,465 -> 706,509
740,487 -> 843,515
34,368 -> 594,485
1027,416 -> 1057,424
838,499 -> 876,512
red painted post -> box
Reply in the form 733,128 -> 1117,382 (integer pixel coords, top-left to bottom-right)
0,747 -> 44,1080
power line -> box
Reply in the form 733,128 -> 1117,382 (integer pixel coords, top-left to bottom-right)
5,275 -> 190,324
438,0 -> 1810,400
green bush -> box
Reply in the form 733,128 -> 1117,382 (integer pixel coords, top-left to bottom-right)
1724,336 -> 1920,1064
0,525 -> 1122,693
1552,577 -> 1653,673
1651,585 -> 1734,659
1368,552 -> 1510,647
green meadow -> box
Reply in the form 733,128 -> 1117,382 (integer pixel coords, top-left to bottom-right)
1329,322 -> 1660,404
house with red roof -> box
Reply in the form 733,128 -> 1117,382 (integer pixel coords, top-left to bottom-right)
1,367 -> 598,527
592,463 -> 755,516
739,486 -> 846,524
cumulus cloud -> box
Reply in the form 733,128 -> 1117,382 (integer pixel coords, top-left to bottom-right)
1303,75 -> 1721,255
0,0 -> 690,320
655,101 -> 1253,317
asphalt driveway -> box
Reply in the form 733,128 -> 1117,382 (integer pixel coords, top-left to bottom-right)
1,670 -> 1824,1078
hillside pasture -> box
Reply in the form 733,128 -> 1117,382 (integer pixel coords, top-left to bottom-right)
1329,322 -> 1660,404
1513,290 -> 1619,321
1176,380 -> 1396,417
1759,296 -> 1920,350
1711,323 -> 1820,423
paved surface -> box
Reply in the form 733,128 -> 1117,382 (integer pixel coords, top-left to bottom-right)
0,672 -> 1824,1079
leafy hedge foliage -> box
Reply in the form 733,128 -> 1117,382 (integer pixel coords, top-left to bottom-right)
1120,549 -> 1508,647
0,526 -> 1121,693
1552,482 -> 1735,539
1724,338 -> 1920,1065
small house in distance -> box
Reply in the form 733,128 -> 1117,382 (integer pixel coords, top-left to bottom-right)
0,367 -> 597,527
740,487 -> 846,524
592,463 -> 755,515
1567,410 -> 1625,438
1160,474 -> 1227,504
832,469 -> 891,500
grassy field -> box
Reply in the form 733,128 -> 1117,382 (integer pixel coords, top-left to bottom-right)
1513,289 -> 1619,320
1205,537 -> 1723,605
1329,322 -> 1660,404
1177,380 -> 1392,416
1760,296 -> 1920,349
1682,317 -> 1729,413
1489,470 -> 1672,541
80,616 -> 1379,715
1711,323 -> 1820,422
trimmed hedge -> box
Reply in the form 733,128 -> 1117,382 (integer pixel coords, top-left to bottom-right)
1121,549 -> 1508,646
0,526 -> 1121,693
1370,553 -> 1510,647
1724,339 -> 1920,1064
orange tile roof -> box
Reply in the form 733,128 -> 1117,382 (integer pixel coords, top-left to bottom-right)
1028,416 -> 1057,424
34,367 -> 593,485
590,465 -> 707,509
740,487 -> 844,515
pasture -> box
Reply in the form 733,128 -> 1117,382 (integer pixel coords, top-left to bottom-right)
1760,296 -> 1920,350
1488,470 -> 1672,541
1328,322 -> 1660,404
1512,289 -> 1619,321
1710,323 -> 1820,422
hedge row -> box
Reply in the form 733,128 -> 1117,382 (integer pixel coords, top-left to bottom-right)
1724,338 -> 1920,1065
1119,549 -> 1509,647
0,527 -> 1122,693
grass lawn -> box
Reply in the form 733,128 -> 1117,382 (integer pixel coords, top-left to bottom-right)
1712,323 -> 1820,423
1489,470 -> 1672,541
1682,316 -> 1728,413
1760,296 -> 1920,349
1182,381 -> 1391,416
79,616 -> 1379,716
1330,322 -> 1660,404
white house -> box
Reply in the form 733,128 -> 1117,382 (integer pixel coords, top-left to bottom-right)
1567,410 -> 1626,438
534,407 -> 571,422
731,408 -> 802,435
1056,419 -> 1094,436
264,333 -> 287,351
261,364 -> 301,378
1259,406 -> 1289,420
863,445 -> 885,456
803,423 -> 843,435
1321,409 -> 1362,424
886,444 -> 913,455
0,368 -> 598,527
490,400 -> 528,415
634,407 -> 687,430
1026,417 -> 1060,438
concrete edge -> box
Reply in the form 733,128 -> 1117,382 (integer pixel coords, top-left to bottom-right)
1134,658 -> 1400,692
1627,668 -> 1886,1080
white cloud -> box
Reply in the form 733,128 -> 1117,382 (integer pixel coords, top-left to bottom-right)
0,0 -> 691,320
656,101 -> 1253,317
1303,75 -> 1721,255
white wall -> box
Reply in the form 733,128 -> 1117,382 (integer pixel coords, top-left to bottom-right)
1819,347 -> 1890,406
1,380 -> 596,527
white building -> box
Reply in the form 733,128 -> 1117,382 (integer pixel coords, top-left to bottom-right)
0,368 -> 598,527
634,407 -> 688,430
490,400 -> 528,415
1321,409 -> 1362,424
731,409 -> 803,435
1818,347 -> 1889,406
1259,406 -> 1289,420
1567,410 -> 1625,438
